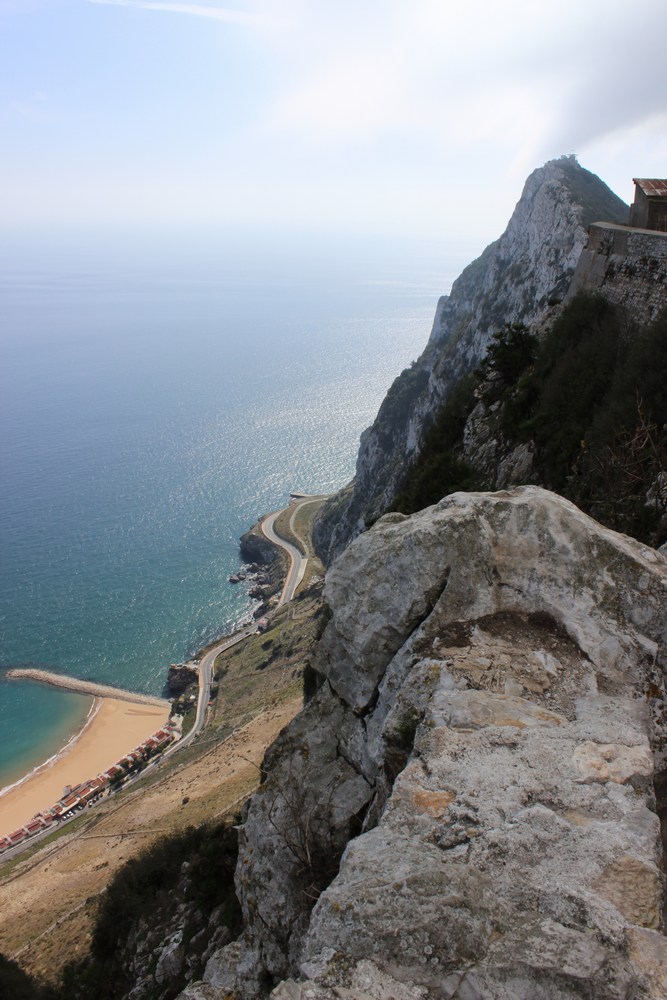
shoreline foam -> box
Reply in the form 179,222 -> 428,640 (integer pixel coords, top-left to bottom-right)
0,697 -> 101,802
0,696 -> 170,835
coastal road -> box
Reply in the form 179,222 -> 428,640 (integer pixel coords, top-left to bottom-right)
0,496 -> 324,861
261,495 -> 323,605
182,494 -> 324,746
178,495 -> 323,748
165,626 -> 258,755
261,512 -> 306,606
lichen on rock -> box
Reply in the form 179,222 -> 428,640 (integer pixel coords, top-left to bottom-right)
223,487 -> 667,1000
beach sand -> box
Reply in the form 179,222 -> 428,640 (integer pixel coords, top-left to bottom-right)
0,698 -> 170,836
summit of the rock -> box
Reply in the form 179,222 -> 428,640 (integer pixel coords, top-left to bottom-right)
313,158 -> 628,565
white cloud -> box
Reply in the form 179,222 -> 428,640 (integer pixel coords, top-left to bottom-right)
86,0 -> 269,26
262,0 -> 667,193
5,0 -> 666,236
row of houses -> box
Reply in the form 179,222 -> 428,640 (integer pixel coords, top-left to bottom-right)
0,724 -> 176,854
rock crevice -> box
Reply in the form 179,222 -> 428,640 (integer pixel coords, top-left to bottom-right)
202,487 -> 667,1000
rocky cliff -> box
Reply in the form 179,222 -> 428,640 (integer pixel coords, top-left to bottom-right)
313,158 -> 628,565
185,487 -> 667,1000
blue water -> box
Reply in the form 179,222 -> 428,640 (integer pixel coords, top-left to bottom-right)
0,229 -> 476,789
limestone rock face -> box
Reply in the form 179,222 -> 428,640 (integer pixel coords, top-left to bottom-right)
230,487 -> 667,1000
313,159 -> 628,564
234,684 -> 374,997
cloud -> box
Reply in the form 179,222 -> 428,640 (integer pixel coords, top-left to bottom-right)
86,0 -> 269,27
264,0 -> 667,182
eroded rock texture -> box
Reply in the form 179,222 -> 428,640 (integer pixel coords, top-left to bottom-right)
190,488 -> 667,1000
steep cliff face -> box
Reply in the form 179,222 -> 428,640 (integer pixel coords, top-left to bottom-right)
313,158 -> 627,564
395,293 -> 667,548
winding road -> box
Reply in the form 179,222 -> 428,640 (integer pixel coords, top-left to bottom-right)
177,494 -> 322,748
261,512 -> 305,605
0,496 -> 324,860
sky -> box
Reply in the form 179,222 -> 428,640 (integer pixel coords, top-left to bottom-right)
1,0 -> 667,248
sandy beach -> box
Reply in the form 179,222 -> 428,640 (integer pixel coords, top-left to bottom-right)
0,698 -> 170,836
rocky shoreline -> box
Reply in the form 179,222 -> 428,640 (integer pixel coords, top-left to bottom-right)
235,518 -> 287,616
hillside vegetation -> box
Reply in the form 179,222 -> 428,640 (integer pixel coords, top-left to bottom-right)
393,293 -> 667,547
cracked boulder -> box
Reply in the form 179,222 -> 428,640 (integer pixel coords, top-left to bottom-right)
233,487 -> 667,1000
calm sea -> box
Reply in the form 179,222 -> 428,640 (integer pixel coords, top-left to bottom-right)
0,229 -> 478,791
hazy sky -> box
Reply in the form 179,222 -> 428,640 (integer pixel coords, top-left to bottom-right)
1,0 -> 666,244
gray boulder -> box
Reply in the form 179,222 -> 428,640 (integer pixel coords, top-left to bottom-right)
235,487 -> 667,999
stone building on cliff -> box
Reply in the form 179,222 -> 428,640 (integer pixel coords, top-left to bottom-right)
567,176 -> 667,325
629,178 -> 667,232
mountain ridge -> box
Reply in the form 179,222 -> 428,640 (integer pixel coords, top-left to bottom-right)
313,156 -> 628,564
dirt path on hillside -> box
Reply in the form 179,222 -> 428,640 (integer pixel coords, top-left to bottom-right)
0,694 -> 302,985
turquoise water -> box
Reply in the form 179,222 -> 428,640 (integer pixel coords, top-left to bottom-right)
0,230 -> 475,790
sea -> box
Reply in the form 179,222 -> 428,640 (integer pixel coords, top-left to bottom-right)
0,227 -> 480,795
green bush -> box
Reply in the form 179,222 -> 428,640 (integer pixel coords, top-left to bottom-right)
478,323 -> 538,404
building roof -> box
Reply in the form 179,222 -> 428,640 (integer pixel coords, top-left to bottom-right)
633,178 -> 667,198
60,794 -> 81,809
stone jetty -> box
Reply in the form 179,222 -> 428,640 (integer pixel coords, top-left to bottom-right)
5,668 -> 170,708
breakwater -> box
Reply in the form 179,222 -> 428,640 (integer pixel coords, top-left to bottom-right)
5,669 -> 170,708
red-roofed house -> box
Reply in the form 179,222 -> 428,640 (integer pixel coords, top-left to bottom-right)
60,794 -> 82,811
69,782 -> 92,797
629,179 -> 667,232
104,765 -> 124,781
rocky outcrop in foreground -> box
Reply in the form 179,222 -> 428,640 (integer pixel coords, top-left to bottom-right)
188,487 -> 667,1000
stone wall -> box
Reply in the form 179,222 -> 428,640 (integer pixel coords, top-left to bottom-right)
568,222 -> 667,325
